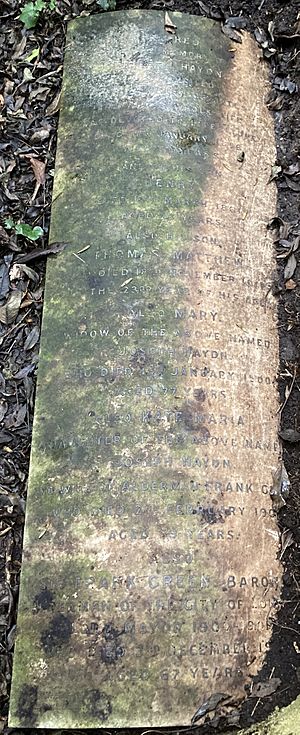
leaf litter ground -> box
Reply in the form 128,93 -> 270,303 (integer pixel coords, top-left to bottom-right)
0,0 -> 300,733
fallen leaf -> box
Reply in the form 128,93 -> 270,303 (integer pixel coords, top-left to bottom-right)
0,290 -> 23,325
226,16 -> 247,29
5,403 -> 27,429
198,1 -> 223,18
30,86 -> 51,101
27,156 -> 46,185
285,176 -> 300,192
15,241 -> 68,264
30,127 -> 51,143
223,708 -> 240,727
46,91 -> 61,116
25,47 -> 40,62
24,285 -> 43,304
275,76 -> 298,94
0,431 -> 14,446
198,0 -> 211,14
0,262 -> 10,300
15,404 -> 27,427
7,625 -> 16,651
279,428 -> 300,442
269,164 -> 282,182
285,277 -> 297,290
24,325 -> 40,350
23,67 -> 35,83
0,225 -> 12,245
285,162 -> 300,176
280,529 -> 294,559
222,24 -> 242,42
11,36 -> 27,60
10,263 -> 39,283
278,238 -> 292,250
13,364 -> 36,380
191,693 -> 229,723
164,11 -> 177,33
293,235 -> 300,252
22,155 -> 46,202
267,94 -> 284,111
267,18 -> 275,39
284,253 -> 297,280
267,215 -> 284,232
271,463 -> 290,510
0,402 -> 8,423
2,184 -> 19,202
250,678 -> 281,698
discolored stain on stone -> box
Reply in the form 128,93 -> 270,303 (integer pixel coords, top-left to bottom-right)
130,348 -> 147,369
99,640 -> 125,665
34,587 -> 55,611
40,613 -> 72,654
100,624 -> 125,664
195,505 -> 225,524
193,388 -> 206,403
17,685 -> 38,726
87,273 -> 104,290
102,622 -> 124,640
83,689 -> 112,721
180,400 -> 208,432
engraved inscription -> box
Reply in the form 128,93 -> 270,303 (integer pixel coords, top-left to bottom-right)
9,11 -> 281,730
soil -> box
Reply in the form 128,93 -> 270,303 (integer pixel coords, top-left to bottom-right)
0,0 -> 300,732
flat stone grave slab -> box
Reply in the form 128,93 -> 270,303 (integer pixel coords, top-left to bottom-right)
9,10 -> 282,729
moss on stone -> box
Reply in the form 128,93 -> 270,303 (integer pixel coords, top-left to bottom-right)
10,9 -> 288,730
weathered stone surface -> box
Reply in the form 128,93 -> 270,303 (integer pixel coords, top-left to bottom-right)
9,10 -> 281,728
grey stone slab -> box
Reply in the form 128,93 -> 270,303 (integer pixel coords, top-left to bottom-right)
9,10 -> 281,728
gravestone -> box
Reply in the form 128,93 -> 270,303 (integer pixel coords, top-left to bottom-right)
9,10 -> 282,728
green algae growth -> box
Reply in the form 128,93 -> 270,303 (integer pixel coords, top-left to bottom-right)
9,10 -> 285,730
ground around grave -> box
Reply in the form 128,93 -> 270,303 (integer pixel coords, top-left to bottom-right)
0,0 -> 300,733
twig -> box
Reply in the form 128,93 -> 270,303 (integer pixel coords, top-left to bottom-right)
277,365 -> 297,414
251,698 -> 261,717
0,310 -> 31,350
